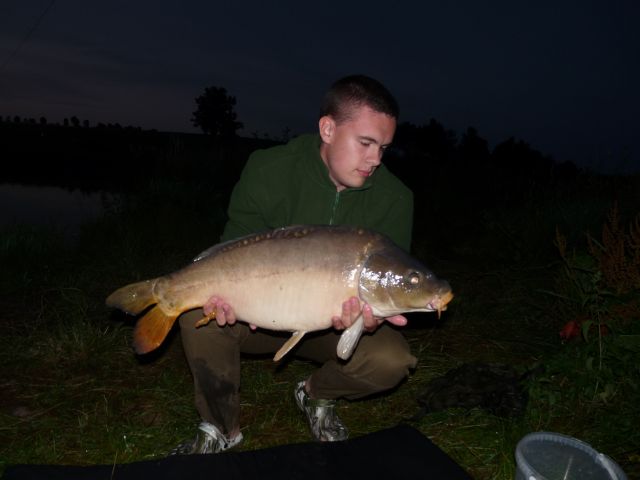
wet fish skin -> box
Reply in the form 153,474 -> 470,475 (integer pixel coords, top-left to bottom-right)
106,225 -> 453,360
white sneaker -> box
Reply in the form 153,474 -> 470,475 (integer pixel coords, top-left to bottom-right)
294,380 -> 348,442
169,421 -> 243,455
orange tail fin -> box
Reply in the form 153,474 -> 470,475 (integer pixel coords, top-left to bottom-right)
132,306 -> 178,354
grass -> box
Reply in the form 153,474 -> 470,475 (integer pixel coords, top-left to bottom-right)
1,174 -> 639,479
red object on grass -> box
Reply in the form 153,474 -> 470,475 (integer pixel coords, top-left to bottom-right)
559,320 -> 581,340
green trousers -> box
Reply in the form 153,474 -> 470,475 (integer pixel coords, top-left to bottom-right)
179,308 -> 417,436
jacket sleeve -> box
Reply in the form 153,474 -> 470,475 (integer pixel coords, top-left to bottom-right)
220,155 -> 269,242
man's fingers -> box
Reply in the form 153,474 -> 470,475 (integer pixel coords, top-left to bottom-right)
224,304 -> 236,324
386,315 -> 408,327
212,302 -> 236,326
362,303 -> 379,331
338,297 -> 361,329
203,296 -> 220,316
215,306 -> 227,327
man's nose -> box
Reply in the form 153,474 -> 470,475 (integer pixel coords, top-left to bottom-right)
367,148 -> 383,165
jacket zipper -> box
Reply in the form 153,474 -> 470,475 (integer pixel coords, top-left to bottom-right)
329,191 -> 340,225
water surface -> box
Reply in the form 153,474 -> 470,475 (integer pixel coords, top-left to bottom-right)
0,183 -> 112,233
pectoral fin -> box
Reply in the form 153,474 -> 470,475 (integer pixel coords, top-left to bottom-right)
195,311 -> 216,328
273,331 -> 306,362
336,315 -> 365,360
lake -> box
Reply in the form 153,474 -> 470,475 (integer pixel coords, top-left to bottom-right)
0,183 -> 115,233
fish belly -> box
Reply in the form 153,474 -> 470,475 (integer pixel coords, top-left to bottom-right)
156,242 -> 361,333
222,270 -> 355,331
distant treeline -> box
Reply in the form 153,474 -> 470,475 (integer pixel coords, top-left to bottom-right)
387,120 -> 582,207
0,116 -> 277,194
0,113 -> 609,210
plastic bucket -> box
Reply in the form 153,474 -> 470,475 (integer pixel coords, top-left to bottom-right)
515,432 -> 627,480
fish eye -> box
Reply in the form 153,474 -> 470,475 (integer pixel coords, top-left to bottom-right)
407,272 -> 421,285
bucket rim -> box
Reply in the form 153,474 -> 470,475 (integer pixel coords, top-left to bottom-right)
517,431 -> 597,453
514,431 -> 627,480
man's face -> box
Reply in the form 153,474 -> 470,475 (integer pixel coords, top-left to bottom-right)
319,105 -> 396,192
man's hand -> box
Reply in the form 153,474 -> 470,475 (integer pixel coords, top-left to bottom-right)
203,296 -> 257,330
331,296 -> 408,332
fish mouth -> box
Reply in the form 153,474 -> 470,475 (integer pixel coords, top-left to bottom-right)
427,290 -> 454,318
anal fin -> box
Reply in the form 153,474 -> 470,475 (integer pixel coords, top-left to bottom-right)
273,331 -> 306,362
336,315 -> 365,360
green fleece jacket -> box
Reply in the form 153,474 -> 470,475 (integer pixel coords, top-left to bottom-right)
220,133 -> 413,251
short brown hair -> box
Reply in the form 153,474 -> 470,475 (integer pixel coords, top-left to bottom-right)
320,74 -> 399,124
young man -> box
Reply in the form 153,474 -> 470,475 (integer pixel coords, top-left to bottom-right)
172,75 -> 416,454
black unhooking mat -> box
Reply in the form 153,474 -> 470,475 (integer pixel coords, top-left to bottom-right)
3,424 -> 472,480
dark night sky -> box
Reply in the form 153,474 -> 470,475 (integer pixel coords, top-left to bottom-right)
1,0 -> 639,173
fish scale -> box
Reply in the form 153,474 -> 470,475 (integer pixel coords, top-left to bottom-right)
106,225 -> 453,361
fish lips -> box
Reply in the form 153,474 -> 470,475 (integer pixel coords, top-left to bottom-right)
427,287 -> 454,318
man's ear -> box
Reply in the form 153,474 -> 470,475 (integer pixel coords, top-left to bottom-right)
318,115 -> 335,143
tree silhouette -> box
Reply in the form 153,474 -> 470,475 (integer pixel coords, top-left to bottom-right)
192,86 -> 243,139
458,127 -> 490,166
394,119 -> 457,164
